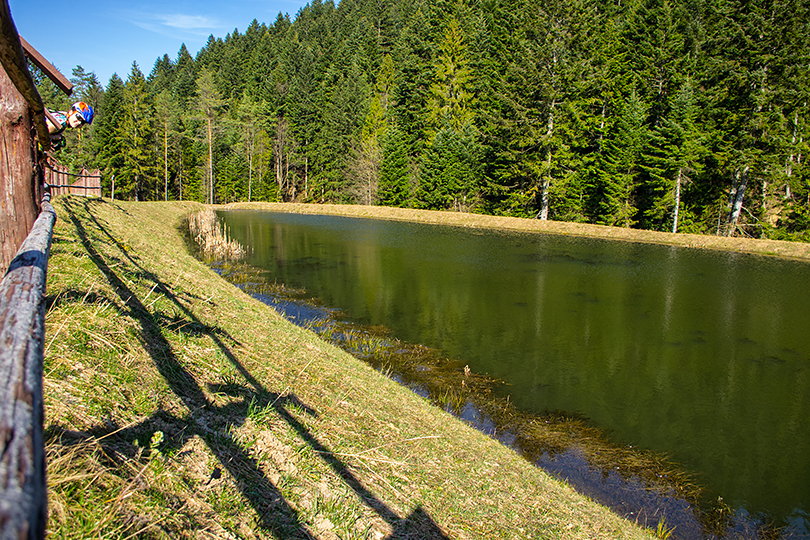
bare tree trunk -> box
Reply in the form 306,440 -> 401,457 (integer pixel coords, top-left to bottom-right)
274,118 -> 287,201
785,110 -> 802,199
177,153 -> 183,200
163,123 -> 168,201
248,136 -> 253,203
537,176 -> 550,220
207,117 -> 214,204
537,103 -> 555,221
672,168 -> 682,233
726,166 -> 749,236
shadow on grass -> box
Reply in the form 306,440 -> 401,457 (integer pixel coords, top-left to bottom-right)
54,198 -> 449,539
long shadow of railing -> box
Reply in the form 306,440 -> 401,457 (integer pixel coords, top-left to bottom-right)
55,198 -> 449,539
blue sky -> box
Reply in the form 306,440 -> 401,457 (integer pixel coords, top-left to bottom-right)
8,0 -> 310,87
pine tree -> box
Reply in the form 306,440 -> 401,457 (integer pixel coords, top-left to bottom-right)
149,54 -> 175,96
196,68 -> 225,204
94,74 -> 126,197
592,90 -> 649,227
234,93 -> 267,202
173,44 -> 197,107
426,18 -> 475,136
379,123 -> 411,206
418,16 -> 483,210
641,77 -> 707,232
391,3 -> 433,157
350,54 -> 395,204
119,63 -> 158,200
417,124 -> 482,210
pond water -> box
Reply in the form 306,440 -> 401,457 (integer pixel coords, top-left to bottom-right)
217,209 -> 810,538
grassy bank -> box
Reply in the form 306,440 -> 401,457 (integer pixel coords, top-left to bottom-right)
225,202 -> 810,262
43,197 -> 655,539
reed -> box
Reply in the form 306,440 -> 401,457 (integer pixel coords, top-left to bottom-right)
187,209 -> 247,261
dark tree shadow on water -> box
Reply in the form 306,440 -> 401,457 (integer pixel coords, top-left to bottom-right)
53,198 -> 450,539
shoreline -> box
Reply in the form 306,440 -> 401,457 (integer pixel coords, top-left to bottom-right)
223,202 -> 810,262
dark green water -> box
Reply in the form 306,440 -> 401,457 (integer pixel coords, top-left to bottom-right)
218,209 -> 810,537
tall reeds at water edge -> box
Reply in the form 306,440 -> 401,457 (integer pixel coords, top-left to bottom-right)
187,210 -> 247,261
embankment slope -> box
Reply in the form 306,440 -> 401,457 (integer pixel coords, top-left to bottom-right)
44,197 -> 655,538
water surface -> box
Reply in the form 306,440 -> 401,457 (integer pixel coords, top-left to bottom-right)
218,210 -> 810,537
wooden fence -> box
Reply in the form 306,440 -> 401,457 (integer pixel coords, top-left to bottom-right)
1,0 -> 74,536
0,194 -> 55,539
45,160 -> 102,197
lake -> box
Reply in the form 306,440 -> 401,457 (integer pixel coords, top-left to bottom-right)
215,209 -> 810,538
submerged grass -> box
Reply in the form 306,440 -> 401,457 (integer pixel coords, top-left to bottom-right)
215,261 -> 712,531
43,197 -> 655,538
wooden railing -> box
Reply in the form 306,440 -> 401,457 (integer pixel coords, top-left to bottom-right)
45,160 -> 102,197
1,0 -> 74,536
0,194 -> 55,539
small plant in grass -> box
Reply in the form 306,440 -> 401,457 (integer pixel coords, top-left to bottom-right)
654,517 -> 675,539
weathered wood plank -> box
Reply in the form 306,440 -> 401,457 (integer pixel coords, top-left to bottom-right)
17,36 -> 73,96
0,198 -> 56,540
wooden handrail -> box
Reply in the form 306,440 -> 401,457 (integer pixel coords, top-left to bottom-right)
0,195 -> 56,539
18,36 -> 73,96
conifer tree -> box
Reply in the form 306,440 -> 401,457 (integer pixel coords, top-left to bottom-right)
350,54 -> 395,204
234,93 -> 267,202
196,69 -> 225,204
592,91 -> 649,226
641,77 -> 707,232
172,44 -> 197,107
379,123 -> 411,206
418,17 -> 483,210
94,74 -> 126,197
119,63 -> 157,200
391,4 -> 433,156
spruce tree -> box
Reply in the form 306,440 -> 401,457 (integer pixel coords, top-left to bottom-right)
379,123 -> 411,206
418,16 -> 483,210
119,63 -> 158,200
94,74 -> 126,197
592,91 -> 649,227
196,69 -> 225,204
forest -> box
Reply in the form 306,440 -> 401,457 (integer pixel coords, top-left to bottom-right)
35,0 -> 809,240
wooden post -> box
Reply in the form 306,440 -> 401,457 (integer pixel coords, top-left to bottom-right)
0,60 -> 40,271
0,198 -> 55,540
0,0 -> 50,146
0,0 -> 59,270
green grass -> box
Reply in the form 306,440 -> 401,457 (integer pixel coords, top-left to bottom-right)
43,196 -> 655,539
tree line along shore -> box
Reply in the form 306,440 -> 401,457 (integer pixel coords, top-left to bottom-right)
38,0 -> 809,244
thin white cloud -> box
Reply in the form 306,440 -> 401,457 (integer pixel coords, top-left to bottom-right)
123,10 -> 225,38
156,14 -> 220,30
